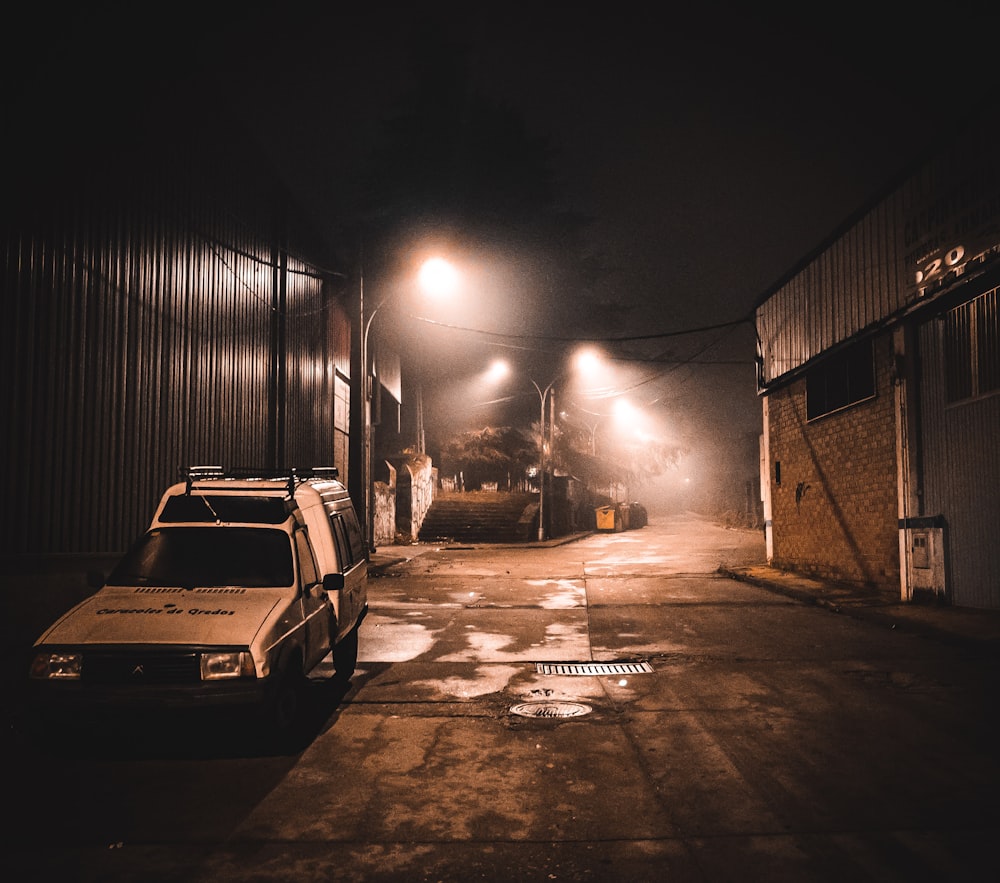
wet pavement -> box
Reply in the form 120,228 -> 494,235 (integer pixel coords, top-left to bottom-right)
371,532 -> 1000,651
6,515 -> 1000,882
722,562 -> 1000,649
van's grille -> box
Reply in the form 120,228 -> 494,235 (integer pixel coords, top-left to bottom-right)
83,651 -> 201,684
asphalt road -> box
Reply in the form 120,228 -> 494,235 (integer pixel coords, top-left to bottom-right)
6,513 -> 999,881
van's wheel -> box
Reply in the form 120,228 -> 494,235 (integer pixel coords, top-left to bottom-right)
332,624 -> 358,683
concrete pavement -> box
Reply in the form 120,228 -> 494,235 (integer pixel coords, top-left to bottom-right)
371,536 -> 1000,650
720,562 -> 1000,649
7,518 -> 1000,881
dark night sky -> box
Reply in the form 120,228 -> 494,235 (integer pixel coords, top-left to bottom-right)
200,5 -> 996,432
11,3 -> 999,502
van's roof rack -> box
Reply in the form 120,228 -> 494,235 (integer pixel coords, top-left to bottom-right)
180,465 -> 339,496
183,465 -> 224,493
299,466 -> 340,480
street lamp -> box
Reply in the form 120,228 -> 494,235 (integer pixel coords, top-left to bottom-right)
562,408 -> 603,456
416,257 -> 459,298
359,255 -> 456,551
481,355 -> 582,540
359,270 -> 383,553
530,378 -> 556,542
478,358 -> 555,540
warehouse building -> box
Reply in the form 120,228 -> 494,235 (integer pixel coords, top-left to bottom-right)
755,110 -> 999,609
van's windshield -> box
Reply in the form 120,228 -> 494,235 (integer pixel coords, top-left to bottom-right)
107,527 -> 294,588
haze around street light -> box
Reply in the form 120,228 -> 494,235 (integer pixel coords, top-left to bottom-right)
417,257 -> 460,300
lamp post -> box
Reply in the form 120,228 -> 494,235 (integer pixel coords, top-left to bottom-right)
359,255 -> 457,552
531,378 -> 556,541
584,413 -> 605,457
573,412 -> 601,456
360,269 -> 384,554
479,358 -> 560,540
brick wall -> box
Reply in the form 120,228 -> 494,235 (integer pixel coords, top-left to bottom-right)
767,333 -> 899,591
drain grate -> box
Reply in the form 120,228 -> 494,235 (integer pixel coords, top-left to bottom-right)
535,661 -> 653,676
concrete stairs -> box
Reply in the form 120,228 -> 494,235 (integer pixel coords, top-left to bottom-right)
417,491 -> 538,543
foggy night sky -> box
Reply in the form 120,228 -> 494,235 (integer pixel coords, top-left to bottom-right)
228,4 -> 996,452
10,3 -> 999,501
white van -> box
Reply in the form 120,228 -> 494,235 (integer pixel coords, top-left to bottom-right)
28,466 -> 368,743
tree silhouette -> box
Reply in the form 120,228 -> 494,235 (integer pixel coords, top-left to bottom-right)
439,426 -> 536,491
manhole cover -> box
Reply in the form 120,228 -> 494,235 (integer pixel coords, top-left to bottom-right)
535,661 -> 653,676
509,701 -> 592,719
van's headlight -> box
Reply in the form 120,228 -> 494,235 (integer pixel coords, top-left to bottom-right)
200,651 -> 255,680
30,651 -> 83,680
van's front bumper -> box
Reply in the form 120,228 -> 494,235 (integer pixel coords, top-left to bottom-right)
26,674 -> 278,725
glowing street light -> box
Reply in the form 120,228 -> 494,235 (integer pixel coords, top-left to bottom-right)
360,255 -> 457,550
574,347 -> 604,380
417,256 -> 460,299
484,359 -> 511,385
612,397 -> 641,429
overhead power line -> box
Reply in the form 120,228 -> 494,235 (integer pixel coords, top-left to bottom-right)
407,313 -> 752,344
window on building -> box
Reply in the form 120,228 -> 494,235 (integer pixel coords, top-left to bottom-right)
944,286 -> 999,403
806,338 -> 875,420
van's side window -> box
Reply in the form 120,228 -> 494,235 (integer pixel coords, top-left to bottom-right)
295,528 -> 319,588
328,515 -> 353,571
342,510 -> 366,562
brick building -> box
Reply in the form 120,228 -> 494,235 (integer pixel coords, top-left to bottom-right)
756,110 -> 1000,609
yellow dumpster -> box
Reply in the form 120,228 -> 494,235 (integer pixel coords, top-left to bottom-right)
595,505 -> 618,531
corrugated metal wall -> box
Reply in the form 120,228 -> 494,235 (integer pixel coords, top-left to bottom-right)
756,193 -> 909,385
757,117 -> 1000,388
1,133 -> 352,557
917,284 -> 1000,608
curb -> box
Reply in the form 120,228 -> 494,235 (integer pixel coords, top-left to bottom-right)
720,565 -> 1000,650
367,532 -> 594,577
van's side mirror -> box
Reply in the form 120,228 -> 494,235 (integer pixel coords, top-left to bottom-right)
323,573 -> 345,592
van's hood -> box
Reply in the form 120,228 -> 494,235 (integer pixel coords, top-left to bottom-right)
35,586 -> 288,647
